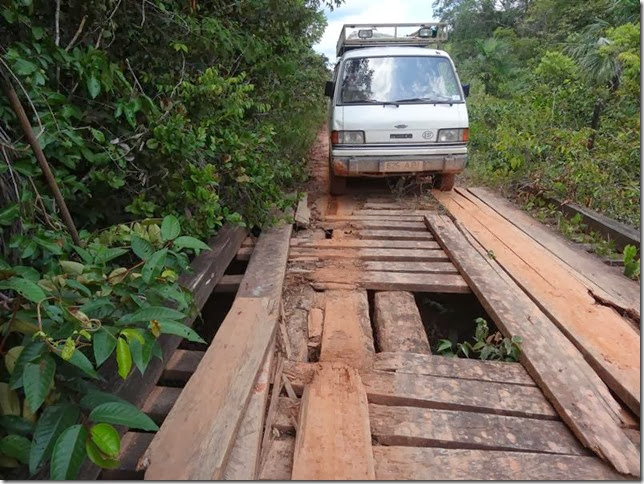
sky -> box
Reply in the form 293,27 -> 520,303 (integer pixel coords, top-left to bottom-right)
313,0 -> 436,61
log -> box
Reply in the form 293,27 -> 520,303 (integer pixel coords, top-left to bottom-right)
373,291 -> 431,354
425,213 -> 640,476
291,363 -> 375,480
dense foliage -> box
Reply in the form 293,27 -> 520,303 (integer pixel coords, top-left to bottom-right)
435,0 -> 640,228
0,0 -> 335,478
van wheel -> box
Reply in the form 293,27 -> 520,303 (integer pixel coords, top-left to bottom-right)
437,173 -> 455,191
329,160 -> 346,195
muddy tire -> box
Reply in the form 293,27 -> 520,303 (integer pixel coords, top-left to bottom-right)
329,158 -> 346,195
437,173 -> 455,191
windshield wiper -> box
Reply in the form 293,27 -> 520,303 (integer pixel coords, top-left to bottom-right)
395,97 -> 457,104
344,99 -> 400,107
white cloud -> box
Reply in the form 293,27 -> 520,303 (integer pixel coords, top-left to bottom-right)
314,0 -> 436,61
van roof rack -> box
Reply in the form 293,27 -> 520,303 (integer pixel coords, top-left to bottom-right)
336,22 -> 448,57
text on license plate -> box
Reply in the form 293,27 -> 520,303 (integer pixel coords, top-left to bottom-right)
381,161 -> 424,172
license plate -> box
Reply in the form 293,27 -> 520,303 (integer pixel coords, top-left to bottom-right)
381,161 -> 424,172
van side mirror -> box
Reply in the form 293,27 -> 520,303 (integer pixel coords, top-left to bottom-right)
324,81 -> 335,98
462,84 -> 470,98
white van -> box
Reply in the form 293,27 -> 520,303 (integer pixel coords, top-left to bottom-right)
325,23 -> 469,194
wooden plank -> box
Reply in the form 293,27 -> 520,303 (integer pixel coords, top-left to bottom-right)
294,193 -> 311,228
290,238 -> 440,250
320,290 -> 375,368
324,214 -> 424,222
323,220 -> 428,231
101,432 -> 155,480
291,363 -> 375,480
373,352 -> 535,387
143,223 -> 291,480
307,307 -> 323,347
160,349 -> 204,383
258,437 -> 294,480
236,246 -> 253,260
363,202 -> 404,210
282,362 -> 558,420
373,291 -> 431,354
373,447 -> 623,480
289,247 -> 450,262
356,229 -> 434,240
309,269 -> 471,293
141,386 -> 182,424
223,345 -> 275,480
353,209 -> 431,216
214,273 -> 243,293
363,261 -> 458,273
467,187 -> 640,319
274,399 -> 587,456
425,214 -> 640,476
434,191 -> 640,415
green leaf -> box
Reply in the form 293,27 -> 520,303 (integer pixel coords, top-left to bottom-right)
89,423 -> 120,458
90,128 -> 105,143
0,204 -> 20,225
60,261 -> 84,275
0,415 -> 34,437
172,236 -> 210,251
93,328 -> 117,367
63,349 -> 99,379
9,341 -> 45,389
89,402 -> 158,431
79,391 -> 128,410
66,279 -> 91,297
131,235 -> 154,261
157,320 -> 205,343
122,305 -> 185,324
85,439 -> 119,469
436,339 -> 453,353
120,328 -> 145,344
23,354 -> 56,412
94,247 -> 128,264
161,215 -> 181,241
87,76 -> 101,99
29,403 -> 80,474
50,424 -> 88,480
0,277 -> 46,303
14,58 -> 38,76
116,338 -> 132,380
0,434 -> 31,464
141,249 -> 167,283
33,236 -> 63,255
129,332 -> 155,374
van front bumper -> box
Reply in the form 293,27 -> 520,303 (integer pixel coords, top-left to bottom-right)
330,145 -> 467,177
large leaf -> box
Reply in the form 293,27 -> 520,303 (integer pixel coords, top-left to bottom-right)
116,338 -> 132,380
33,237 -> 63,255
157,320 -> 205,344
141,249 -> 167,283
85,439 -> 119,469
29,403 -> 80,475
9,341 -> 45,390
0,434 -> 31,464
0,277 -> 46,303
122,305 -> 185,324
23,354 -> 56,412
89,423 -> 120,458
94,247 -> 128,265
93,328 -> 117,367
161,215 -> 181,241
62,349 -> 99,379
0,415 -> 34,437
129,333 -> 155,374
50,424 -> 88,480
172,236 -> 210,251
131,235 -> 154,261
79,391 -> 128,410
87,75 -> 101,99
0,203 -> 20,225
89,402 -> 158,431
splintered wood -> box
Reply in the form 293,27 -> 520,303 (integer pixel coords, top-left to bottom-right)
291,363 -> 375,480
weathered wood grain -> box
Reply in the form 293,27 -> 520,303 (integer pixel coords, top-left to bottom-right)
357,229 -> 434,240
289,247 -> 450,262
141,386 -> 181,424
160,349 -> 204,383
290,238 -> 440,250
373,291 -> 431,354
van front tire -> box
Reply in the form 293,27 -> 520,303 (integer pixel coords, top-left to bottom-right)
329,160 -> 346,195
436,173 -> 455,191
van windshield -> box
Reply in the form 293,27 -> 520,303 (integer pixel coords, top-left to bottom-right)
339,56 -> 462,105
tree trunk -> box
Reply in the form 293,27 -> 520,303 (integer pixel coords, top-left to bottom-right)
587,98 -> 603,150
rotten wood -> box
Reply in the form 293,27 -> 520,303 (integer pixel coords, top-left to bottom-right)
373,291 -> 431,354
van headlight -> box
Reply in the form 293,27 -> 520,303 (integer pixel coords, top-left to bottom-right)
332,130 -> 365,144
437,128 -> 469,142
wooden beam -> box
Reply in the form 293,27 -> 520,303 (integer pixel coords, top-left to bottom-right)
291,363 -> 375,480
425,214 -> 640,476
294,192 -> 311,228
373,447 -> 622,480
214,274 -> 243,293
356,229 -> 434,240
323,220 -> 428,231
323,214 -> 425,222
160,349 -> 204,383
373,352 -> 535,387
290,238 -> 440,250
289,247 -> 450,262
141,386 -> 181,424
373,291 -> 431,354
142,223 -> 292,480
433,191 -> 640,415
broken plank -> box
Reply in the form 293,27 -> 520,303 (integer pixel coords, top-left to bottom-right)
373,447 -> 623,480
320,290 -> 375,368
357,229 -> 434,240
289,247 -> 450,262
214,274 -> 243,293
373,352 -> 535,386
309,269 -> 471,293
143,223 -> 291,480
274,399 -> 587,456
434,191 -> 640,415
141,386 -> 182,425
467,187 -> 640,319
223,345 -> 275,480
282,361 -> 557,420
159,349 -> 204,384
291,363 -> 375,480
373,291 -> 431,354
425,214 -> 640,476
290,238 -> 440,249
